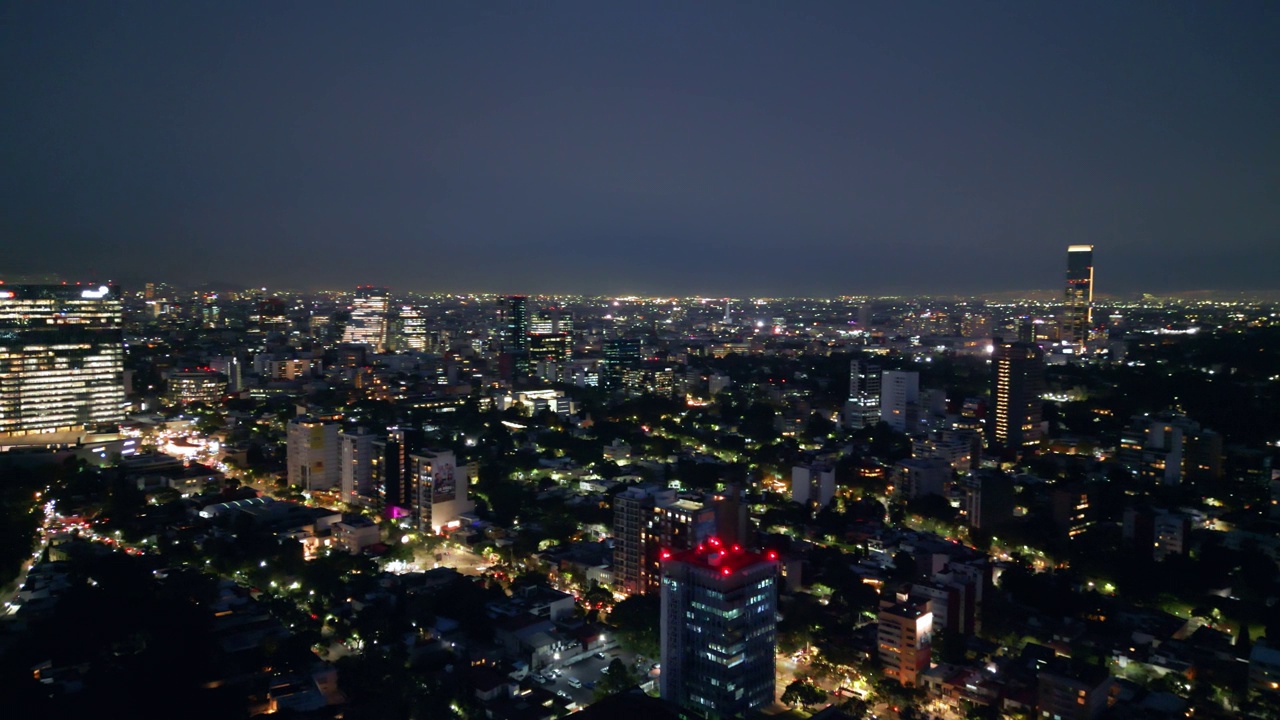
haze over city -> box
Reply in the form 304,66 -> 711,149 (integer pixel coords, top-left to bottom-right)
3,2 -> 1278,295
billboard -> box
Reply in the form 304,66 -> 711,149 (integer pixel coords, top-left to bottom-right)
430,462 -> 455,503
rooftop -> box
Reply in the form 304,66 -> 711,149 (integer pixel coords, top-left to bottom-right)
665,537 -> 776,577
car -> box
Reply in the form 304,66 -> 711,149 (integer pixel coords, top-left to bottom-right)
557,690 -> 571,699
585,681 -> 596,690
567,677 -> 582,689
594,651 -> 607,659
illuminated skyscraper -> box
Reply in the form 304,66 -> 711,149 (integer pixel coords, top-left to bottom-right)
501,295 -> 529,351
398,305 -> 427,352
0,284 -> 126,449
1063,245 -> 1094,348
660,541 -> 777,718
343,286 -> 390,351
991,339 -> 1045,450
845,359 -> 881,429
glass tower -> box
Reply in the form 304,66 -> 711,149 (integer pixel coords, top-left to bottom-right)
660,541 -> 777,719
1063,245 -> 1094,348
0,284 -> 126,447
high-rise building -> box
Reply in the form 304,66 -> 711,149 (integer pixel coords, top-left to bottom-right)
0,284 -> 126,448
603,337 -> 642,388
1063,245 -> 1095,349
339,427 -> 377,503
962,470 -> 1015,529
660,541 -> 778,718
411,448 -> 475,533
613,485 -> 715,596
287,416 -> 340,491
990,339 -> 1044,451
398,305 -> 427,352
343,286 -> 390,351
845,359 -> 881,429
529,308 -> 572,362
880,370 -> 920,432
372,426 -> 423,518
501,295 -> 529,351
877,600 -> 933,687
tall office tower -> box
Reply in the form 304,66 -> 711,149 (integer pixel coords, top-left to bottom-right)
343,286 -> 390,351
880,370 -> 920,432
398,306 -> 427,352
500,295 -> 529,351
660,542 -> 778,718
529,308 -> 572,361
603,337 -> 642,388
1063,245 -> 1094,349
372,426 -> 423,518
339,427 -> 377,503
287,416 -> 340,491
846,359 -> 882,429
990,339 -> 1045,451
0,284 -> 126,449
878,600 -> 933,687
410,448 -> 475,533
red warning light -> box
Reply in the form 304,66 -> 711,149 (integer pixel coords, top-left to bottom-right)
732,544 -> 742,553
721,567 -> 731,576
660,550 -> 672,561
708,537 -> 721,547
766,550 -> 778,561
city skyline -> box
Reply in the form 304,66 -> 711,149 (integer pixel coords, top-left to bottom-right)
3,3 -> 1278,296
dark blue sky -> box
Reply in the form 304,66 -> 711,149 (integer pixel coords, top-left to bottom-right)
2,1 -> 1277,295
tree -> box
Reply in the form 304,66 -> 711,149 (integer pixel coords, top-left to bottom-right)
609,595 -> 661,659
594,658 -> 639,700
781,679 -> 826,710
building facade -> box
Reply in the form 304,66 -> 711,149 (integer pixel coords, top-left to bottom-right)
846,359 -> 882,429
0,284 -> 126,448
1063,245 -> 1095,350
343,286 -> 390,351
991,339 -> 1045,451
660,542 -> 778,718
287,416 -> 340,491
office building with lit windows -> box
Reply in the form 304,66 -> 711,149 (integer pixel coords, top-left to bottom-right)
660,541 -> 777,718
398,305 -> 427,352
343,286 -> 390,351
991,338 -> 1044,451
0,284 -> 126,449
1063,245 -> 1094,349
845,359 -> 881,429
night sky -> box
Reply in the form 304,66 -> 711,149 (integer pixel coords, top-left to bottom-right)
2,2 -> 1277,296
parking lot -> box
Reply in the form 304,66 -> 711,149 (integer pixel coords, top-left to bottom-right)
535,648 -> 655,707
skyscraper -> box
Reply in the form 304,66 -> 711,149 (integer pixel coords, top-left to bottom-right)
1063,245 -> 1094,349
344,286 -> 390,351
0,284 -> 126,449
991,339 -> 1045,451
846,359 -> 881,429
339,427 -> 377,503
660,541 -> 778,718
398,305 -> 427,352
501,295 -> 529,351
